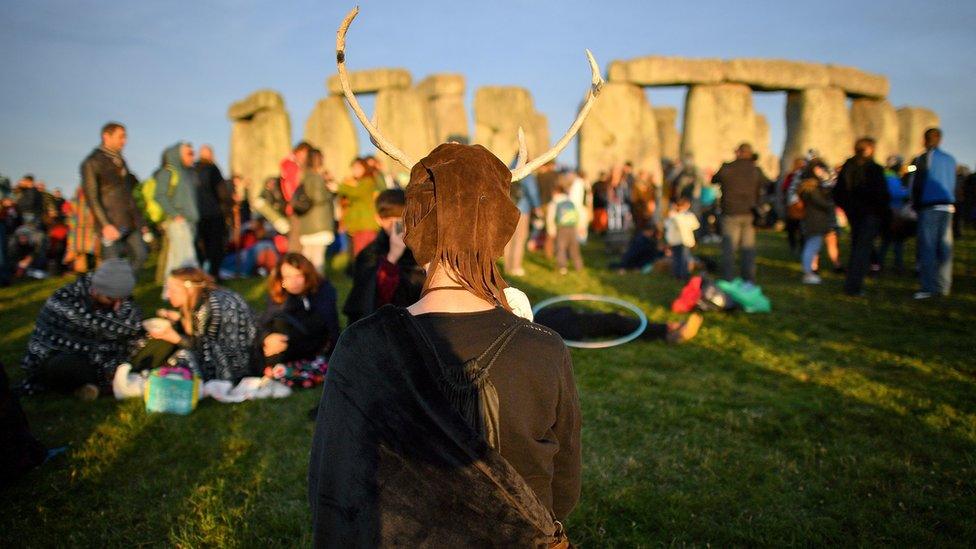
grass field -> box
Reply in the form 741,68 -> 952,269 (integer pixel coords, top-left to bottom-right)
2,231 -> 975,547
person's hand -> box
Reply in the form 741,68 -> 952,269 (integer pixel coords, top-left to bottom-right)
147,322 -> 181,345
387,224 -> 407,264
101,224 -> 120,241
174,215 -> 185,223
263,333 -> 289,357
156,309 -> 180,322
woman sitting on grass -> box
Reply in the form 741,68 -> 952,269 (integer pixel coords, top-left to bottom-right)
140,267 -> 260,382
257,253 -> 339,388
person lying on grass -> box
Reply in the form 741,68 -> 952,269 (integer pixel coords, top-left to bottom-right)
535,307 -> 703,345
20,258 -> 142,400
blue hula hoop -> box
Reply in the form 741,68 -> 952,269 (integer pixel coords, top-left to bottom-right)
531,294 -> 648,349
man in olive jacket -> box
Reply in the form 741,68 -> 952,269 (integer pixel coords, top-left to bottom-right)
711,143 -> 770,282
80,122 -> 146,269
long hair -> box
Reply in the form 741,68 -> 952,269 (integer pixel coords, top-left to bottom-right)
268,252 -> 322,304
168,267 -> 216,336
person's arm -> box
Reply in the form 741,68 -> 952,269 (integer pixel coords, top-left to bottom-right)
80,157 -> 111,227
545,201 -> 557,237
711,165 -> 724,186
550,346 -> 582,520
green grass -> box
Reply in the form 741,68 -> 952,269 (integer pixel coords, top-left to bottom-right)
2,231 -> 975,547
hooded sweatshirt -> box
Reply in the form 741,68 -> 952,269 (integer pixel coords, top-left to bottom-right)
154,143 -> 200,224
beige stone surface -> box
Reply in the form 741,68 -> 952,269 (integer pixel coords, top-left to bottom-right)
653,107 -> 680,163
850,98 -> 899,164
828,65 -> 889,99
417,74 -> 469,145
227,89 -> 285,120
326,68 -> 412,95
681,83 -> 759,177
473,86 -> 550,166
782,87 -> 854,172
753,114 -> 779,179
724,58 -> 830,91
578,82 -> 661,183
608,56 -> 726,86
227,90 -> 292,219
303,96 -> 359,182
373,87 -> 436,175
896,107 -> 940,162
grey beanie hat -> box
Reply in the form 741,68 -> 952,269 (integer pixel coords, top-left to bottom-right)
91,259 -> 136,298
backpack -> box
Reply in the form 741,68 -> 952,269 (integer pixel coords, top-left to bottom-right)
554,198 -> 579,227
136,166 -> 178,224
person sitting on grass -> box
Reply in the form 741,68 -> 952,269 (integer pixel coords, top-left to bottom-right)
342,189 -> 425,324
21,258 -> 143,399
611,225 -> 664,273
257,253 -> 340,388
141,267 -> 259,383
535,306 -> 703,345
664,196 -> 700,280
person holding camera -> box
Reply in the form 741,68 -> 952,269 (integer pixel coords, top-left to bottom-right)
342,189 -> 425,324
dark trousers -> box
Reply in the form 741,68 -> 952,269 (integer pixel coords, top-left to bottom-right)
721,214 -> 756,282
554,226 -> 583,271
197,216 -> 227,280
102,229 -> 147,271
34,353 -> 100,391
844,214 -> 882,295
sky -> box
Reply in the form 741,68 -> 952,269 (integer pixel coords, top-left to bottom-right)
1,0 -> 974,193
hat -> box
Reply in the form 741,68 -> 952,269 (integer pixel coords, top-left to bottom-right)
403,143 -> 519,307
91,259 -> 136,298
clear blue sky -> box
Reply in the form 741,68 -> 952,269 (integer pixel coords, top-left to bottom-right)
1,0 -> 974,192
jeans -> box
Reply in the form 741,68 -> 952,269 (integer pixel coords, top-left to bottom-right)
845,214 -> 881,295
917,208 -> 953,295
671,245 -> 690,279
721,214 -> 756,282
102,228 -> 147,271
801,234 -> 824,275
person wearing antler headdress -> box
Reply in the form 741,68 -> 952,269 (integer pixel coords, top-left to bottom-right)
308,8 -> 603,547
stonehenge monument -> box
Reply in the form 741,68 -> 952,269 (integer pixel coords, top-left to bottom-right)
229,56 -> 938,197
227,89 -> 292,218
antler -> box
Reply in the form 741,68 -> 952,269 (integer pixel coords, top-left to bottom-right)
510,49 -> 604,182
512,127 -> 528,172
336,7 -> 415,171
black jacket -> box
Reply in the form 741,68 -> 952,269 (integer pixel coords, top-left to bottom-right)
80,147 -> 144,230
798,179 -> 836,236
194,160 -> 232,221
835,157 -> 890,220
342,230 -> 425,324
712,158 -> 770,216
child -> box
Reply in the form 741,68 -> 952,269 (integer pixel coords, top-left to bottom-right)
546,181 -> 583,274
664,196 -> 700,279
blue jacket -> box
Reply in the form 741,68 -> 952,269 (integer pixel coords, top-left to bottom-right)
885,171 -> 909,209
912,148 -> 956,209
516,174 -> 541,214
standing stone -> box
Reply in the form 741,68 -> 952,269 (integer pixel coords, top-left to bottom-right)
753,114 -> 779,179
782,87 -> 854,172
373,87 -> 436,176
474,87 -> 550,166
850,98 -> 899,164
416,74 -> 469,145
896,107 -> 940,162
653,107 -> 680,163
304,96 -> 358,182
578,82 -> 661,183
227,90 -> 292,212
681,83 -> 758,177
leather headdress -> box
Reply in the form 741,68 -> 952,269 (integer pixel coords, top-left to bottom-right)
403,143 -> 519,308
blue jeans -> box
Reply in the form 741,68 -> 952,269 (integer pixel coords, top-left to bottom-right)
672,245 -> 690,279
801,234 -> 824,275
917,208 -> 953,294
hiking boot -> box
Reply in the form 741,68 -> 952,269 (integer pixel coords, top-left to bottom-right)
74,383 -> 99,401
